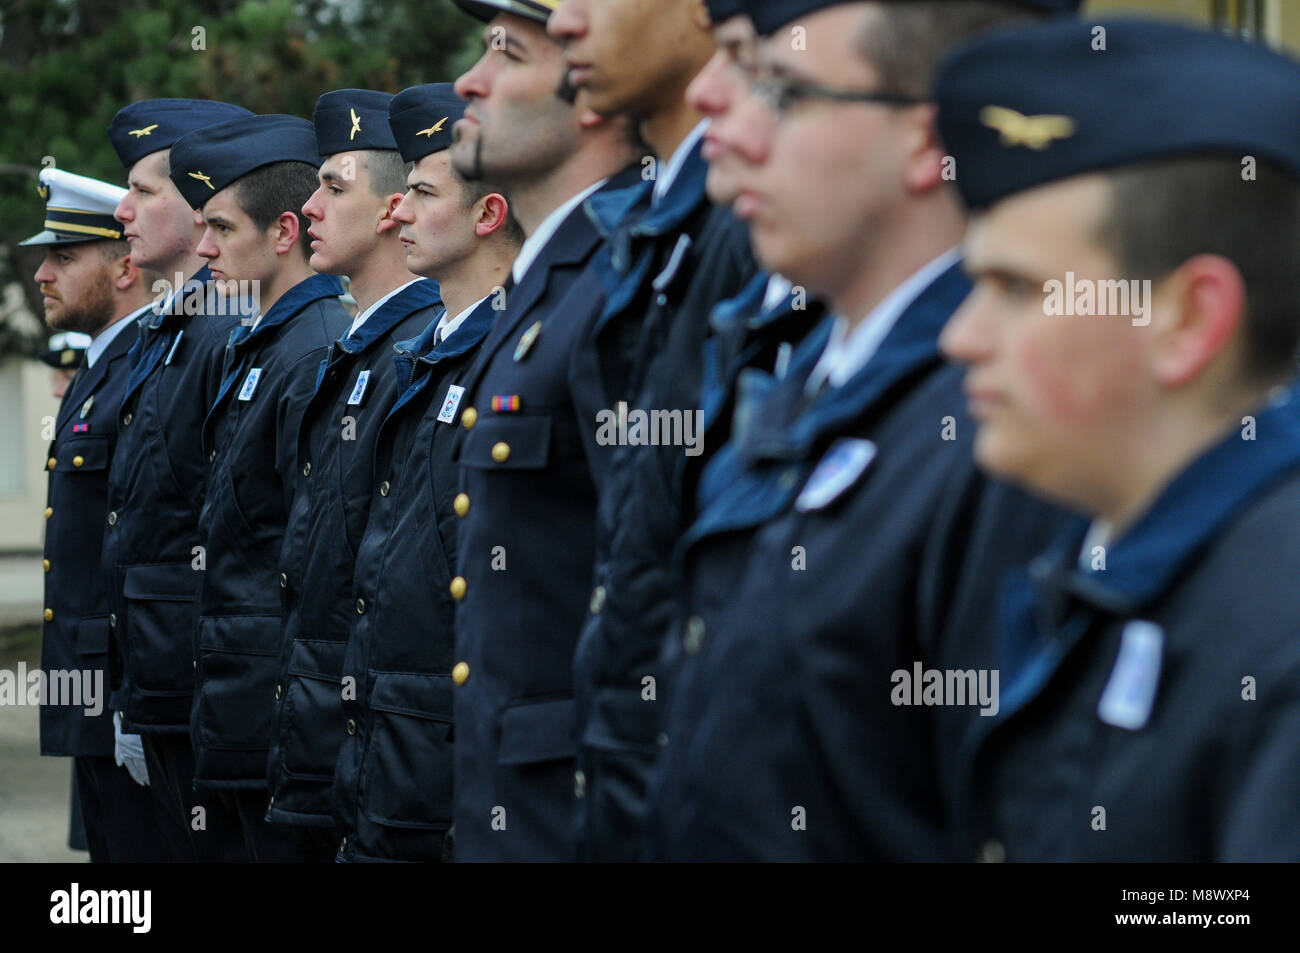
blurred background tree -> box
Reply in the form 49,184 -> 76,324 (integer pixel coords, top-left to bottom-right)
0,0 -> 482,354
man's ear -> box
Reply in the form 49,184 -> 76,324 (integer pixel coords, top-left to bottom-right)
691,0 -> 712,32
377,192 -> 405,235
112,253 -> 139,291
475,192 -> 511,238
271,210 -> 302,256
1149,254 -> 1247,389
902,104 -> 949,193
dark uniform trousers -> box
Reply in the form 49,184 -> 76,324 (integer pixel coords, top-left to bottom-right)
572,142 -> 770,860
646,262 -> 1072,860
949,385 -> 1300,861
103,268 -> 245,861
191,273 -> 350,862
450,166 -> 641,862
43,310 -> 168,862
333,298 -> 498,862
266,279 -> 442,837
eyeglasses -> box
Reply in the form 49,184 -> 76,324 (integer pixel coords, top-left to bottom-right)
749,73 -> 926,117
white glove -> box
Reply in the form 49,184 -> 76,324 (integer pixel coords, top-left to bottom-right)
113,711 -> 150,786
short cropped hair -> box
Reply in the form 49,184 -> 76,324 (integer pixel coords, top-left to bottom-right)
233,161 -> 319,256
859,1 -> 1045,98
1097,154 -> 1300,384
365,149 -> 410,197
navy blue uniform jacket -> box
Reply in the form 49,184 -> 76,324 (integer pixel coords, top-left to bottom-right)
41,317 -> 138,756
333,298 -> 497,862
191,273 -> 349,789
266,279 -> 442,827
647,262 -> 1072,860
104,268 -> 242,734
952,386 -> 1300,862
449,167 -> 640,862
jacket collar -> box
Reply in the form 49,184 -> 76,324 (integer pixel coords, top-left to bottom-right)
57,313 -> 138,430
586,141 -> 709,280
229,273 -> 344,351
388,296 -> 498,418
1032,383 -> 1300,617
334,279 -> 441,356
142,265 -> 211,331
736,260 -> 971,466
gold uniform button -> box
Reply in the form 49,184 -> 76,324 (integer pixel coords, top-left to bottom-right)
279,572 -> 288,589
379,481 -> 390,497
122,412 -> 132,426
42,559 -> 50,573
453,493 -> 469,517
47,457 -> 56,470
73,455 -> 84,468
590,586 -> 606,615
355,598 -> 366,615
302,461 -> 312,477
275,684 -> 282,700
346,718 -> 357,736
491,442 -> 510,463
44,507 -> 53,520
449,576 -> 467,601
209,450 -> 216,463
43,608 -> 53,622
107,511 -> 118,526
109,613 -> 117,628
461,406 -> 477,429
574,770 -> 587,799
452,662 -> 470,685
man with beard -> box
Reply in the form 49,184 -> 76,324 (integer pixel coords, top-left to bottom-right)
443,0 -> 642,860
23,168 -> 167,861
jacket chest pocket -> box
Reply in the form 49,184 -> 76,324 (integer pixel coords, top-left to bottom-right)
460,415 -> 552,471
50,436 -> 112,472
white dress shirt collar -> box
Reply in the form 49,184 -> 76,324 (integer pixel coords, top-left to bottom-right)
511,180 -> 608,286
348,278 -> 422,338
433,293 -> 490,346
804,248 -> 961,396
86,303 -> 149,368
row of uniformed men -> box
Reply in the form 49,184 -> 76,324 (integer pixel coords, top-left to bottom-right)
32,0 -> 1300,862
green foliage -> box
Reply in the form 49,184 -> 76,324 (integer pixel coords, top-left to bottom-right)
0,0 -> 481,354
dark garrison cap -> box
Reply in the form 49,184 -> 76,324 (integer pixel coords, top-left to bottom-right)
388,84 -> 468,163
936,17 -> 1300,210
108,99 -> 253,169
751,0 -> 1079,37
452,0 -> 558,23
19,168 -> 125,247
168,114 -> 321,210
314,89 -> 399,156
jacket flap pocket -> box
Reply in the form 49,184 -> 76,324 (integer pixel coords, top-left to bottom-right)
370,672 -> 454,722
497,696 -> 575,766
76,616 -> 110,655
123,563 -> 201,602
54,436 -> 112,472
461,415 -> 551,471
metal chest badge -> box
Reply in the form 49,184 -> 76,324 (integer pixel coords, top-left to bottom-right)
514,321 -> 542,362
79,395 -> 94,420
